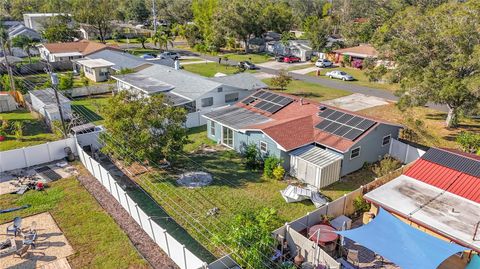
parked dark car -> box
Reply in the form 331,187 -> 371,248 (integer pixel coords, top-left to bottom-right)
275,55 -> 285,62
238,61 -> 256,70
284,55 -> 301,63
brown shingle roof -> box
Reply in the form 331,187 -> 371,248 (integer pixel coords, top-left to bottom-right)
42,40 -> 120,56
332,44 -> 379,58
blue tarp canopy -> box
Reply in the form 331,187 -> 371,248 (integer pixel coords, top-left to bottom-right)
336,208 -> 468,269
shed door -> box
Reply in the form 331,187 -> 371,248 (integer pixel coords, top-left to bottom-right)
295,158 -> 317,187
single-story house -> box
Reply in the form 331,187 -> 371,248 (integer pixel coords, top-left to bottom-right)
203,90 -> 402,188
266,40 -> 314,61
365,148 -> 480,256
23,13 -> 71,32
0,92 -> 18,112
111,65 -> 267,128
76,50 -> 154,72
75,59 -> 115,82
37,40 -> 119,62
329,44 -> 379,68
29,88 -> 72,123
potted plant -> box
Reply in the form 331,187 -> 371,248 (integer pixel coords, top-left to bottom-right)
0,129 -> 6,141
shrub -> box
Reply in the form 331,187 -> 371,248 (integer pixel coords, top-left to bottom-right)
242,144 -> 262,170
13,121 -> 23,141
456,131 -> 480,154
365,65 -> 387,82
263,156 -> 282,179
372,155 -> 401,178
58,74 -> 74,91
270,69 -> 292,90
272,165 -> 285,181
353,196 -> 370,213
343,54 -> 351,66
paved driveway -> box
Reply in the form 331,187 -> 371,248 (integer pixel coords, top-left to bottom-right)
321,93 -> 390,111
257,61 -> 310,70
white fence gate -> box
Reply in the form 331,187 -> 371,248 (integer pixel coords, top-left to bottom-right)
389,138 -> 426,164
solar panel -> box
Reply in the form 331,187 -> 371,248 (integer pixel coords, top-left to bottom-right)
271,95 -> 285,104
253,91 -> 265,97
241,97 -> 255,105
346,116 -> 363,127
328,111 -> 345,121
343,129 -> 363,140
356,119 -> 375,131
337,114 -> 354,124
324,122 -> 342,133
266,104 -> 283,113
318,108 -> 335,118
277,97 -> 292,106
315,119 -> 333,130
332,125 -> 352,136
254,100 -> 269,109
261,92 -> 274,99
262,102 -> 275,111
263,94 -> 277,102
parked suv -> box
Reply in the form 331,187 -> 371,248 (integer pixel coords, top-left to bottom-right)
283,55 -> 301,63
315,59 -> 333,68
238,61 -> 256,70
160,51 -> 180,60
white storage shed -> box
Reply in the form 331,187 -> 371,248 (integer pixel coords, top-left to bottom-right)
29,88 -> 72,123
289,145 -> 343,189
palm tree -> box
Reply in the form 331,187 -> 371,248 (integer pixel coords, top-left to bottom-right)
136,36 -> 147,49
12,36 -> 37,64
0,23 -> 12,56
151,29 -> 174,51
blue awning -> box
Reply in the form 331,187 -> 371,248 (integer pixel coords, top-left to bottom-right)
336,208 -> 468,269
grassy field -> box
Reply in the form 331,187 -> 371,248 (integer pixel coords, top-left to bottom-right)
182,62 -> 248,77
308,67 -> 399,92
0,109 -> 59,151
218,53 -> 272,64
71,95 -> 110,125
262,78 -> 351,101
0,174 -> 147,268
358,104 -> 480,149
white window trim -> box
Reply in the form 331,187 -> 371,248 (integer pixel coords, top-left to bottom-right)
201,97 -> 214,107
382,134 -> 391,147
221,126 -> 234,149
259,141 -> 268,153
350,146 -> 361,160
210,121 -> 216,137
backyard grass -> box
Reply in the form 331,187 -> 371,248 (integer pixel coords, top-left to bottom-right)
0,174 -> 147,268
184,125 -> 216,152
218,53 -> 272,64
358,104 -> 480,149
308,67 -> 399,92
0,109 -> 59,151
262,78 -> 351,101
182,62 -> 248,77
71,95 -> 110,125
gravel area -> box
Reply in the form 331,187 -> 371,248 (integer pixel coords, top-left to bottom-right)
76,170 -> 178,269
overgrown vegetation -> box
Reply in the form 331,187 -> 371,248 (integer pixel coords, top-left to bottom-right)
372,155 -> 402,178
263,156 -> 282,179
270,70 -> 292,90
456,132 -> 480,155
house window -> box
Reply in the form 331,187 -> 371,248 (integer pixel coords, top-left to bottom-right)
382,134 -> 391,146
350,147 -> 361,159
222,126 -> 233,148
201,97 -> 213,107
260,141 -> 268,153
210,121 -> 216,136
225,93 -> 239,103
217,87 -> 223,92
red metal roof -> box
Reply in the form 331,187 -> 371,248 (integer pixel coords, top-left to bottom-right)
405,159 -> 480,203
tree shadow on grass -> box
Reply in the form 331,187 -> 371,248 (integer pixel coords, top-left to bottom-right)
425,113 -> 447,121
71,105 -> 103,122
289,91 -> 324,99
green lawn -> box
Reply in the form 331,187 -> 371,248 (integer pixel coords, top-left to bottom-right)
262,78 -> 351,101
71,95 -> 110,125
0,174 -> 148,268
182,62 -> 246,77
308,67 -> 399,92
218,53 -> 272,64
0,109 -> 59,151
184,126 -> 216,152
125,48 -> 160,56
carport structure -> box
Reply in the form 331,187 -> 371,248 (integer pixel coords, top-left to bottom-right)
289,145 -> 343,189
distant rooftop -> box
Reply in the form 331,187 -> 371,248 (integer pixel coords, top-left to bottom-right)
84,50 -> 152,71
76,58 -> 115,68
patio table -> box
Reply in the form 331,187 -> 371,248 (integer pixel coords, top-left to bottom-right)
308,224 -> 338,244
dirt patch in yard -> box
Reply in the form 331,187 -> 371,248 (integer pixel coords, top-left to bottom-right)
75,166 -> 178,269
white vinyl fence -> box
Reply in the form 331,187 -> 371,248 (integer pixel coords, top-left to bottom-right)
76,141 -> 206,269
389,138 -> 426,164
0,137 -> 77,173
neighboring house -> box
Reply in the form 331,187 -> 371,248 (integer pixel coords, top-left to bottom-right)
0,92 -> 18,112
329,44 -> 379,68
203,90 -> 402,189
37,40 -> 119,62
365,148 -> 480,253
23,13 -> 71,32
111,65 -> 267,127
29,88 -> 72,123
75,59 -> 115,82
75,49 -> 161,73
266,40 -> 314,61
7,24 -> 41,41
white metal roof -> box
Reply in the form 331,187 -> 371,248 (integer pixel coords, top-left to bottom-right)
76,58 -> 115,68
51,52 -> 83,57
365,175 -> 480,251
290,145 -> 343,168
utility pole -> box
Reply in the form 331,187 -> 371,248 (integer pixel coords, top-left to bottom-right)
0,34 -> 16,92
152,0 -> 158,33
45,63 -> 68,138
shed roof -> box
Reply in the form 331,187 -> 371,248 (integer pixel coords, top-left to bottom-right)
365,175 -> 480,251
76,58 -> 115,68
29,88 -> 70,105
290,145 -> 343,168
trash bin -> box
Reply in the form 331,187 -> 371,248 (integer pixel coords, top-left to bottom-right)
64,147 -> 75,162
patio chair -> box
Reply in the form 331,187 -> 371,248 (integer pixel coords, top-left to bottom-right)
347,249 -> 359,268
6,217 -> 22,236
23,230 -> 38,249
14,244 -> 30,259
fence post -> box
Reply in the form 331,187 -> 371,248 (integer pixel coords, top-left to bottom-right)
342,194 -> 347,215
114,182 -> 121,202
325,202 -> 329,216
106,173 -> 113,194
124,192 -> 132,215
306,212 -> 310,229
97,163 -> 104,185
89,157 -> 95,177
134,204 -> 143,228
22,147 -> 28,168
46,142 -> 52,161
164,229 -> 171,256
405,142 -> 410,163
183,244 -> 188,269
148,217 -> 157,243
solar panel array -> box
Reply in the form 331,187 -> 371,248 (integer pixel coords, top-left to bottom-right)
240,90 -> 293,114
316,107 -> 377,141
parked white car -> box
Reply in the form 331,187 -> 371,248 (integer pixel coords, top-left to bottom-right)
325,70 -> 354,81
159,51 -> 180,60
315,59 -> 333,68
